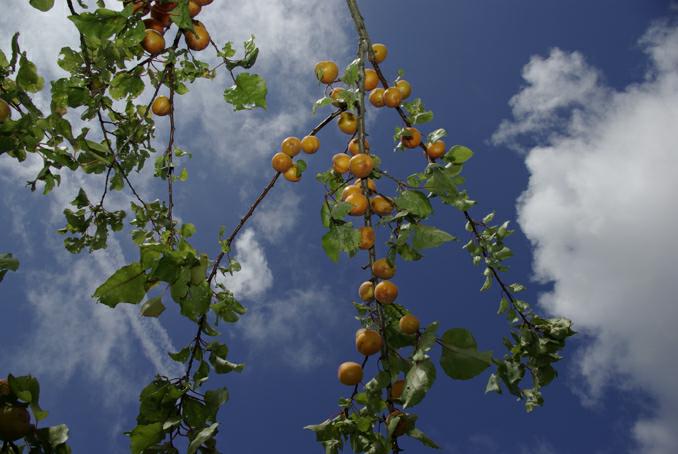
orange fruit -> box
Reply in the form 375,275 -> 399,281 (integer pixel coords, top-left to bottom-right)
281,136 -> 302,157
345,193 -> 368,216
283,165 -> 301,182
187,0 -> 201,17
337,112 -> 358,134
194,0 -> 213,5
355,329 -> 383,356
401,127 -> 421,148
383,87 -> 402,108
330,87 -> 346,107
386,410 -> 411,437
332,153 -> 350,174
184,20 -> 210,51
370,195 -> 394,216
300,135 -> 320,154
348,138 -> 369,156
358,226 -> 375,249
399,314 -> 420,335
375,280 -> 398,304
0,99 -> 11,122
426,140 -> 446,159
354,178 -> 376,193
364,68 -> 379,91
349,154 -> 373,179
155,1 -> 177,12
0,406 -> 31,442
128,0 -> 150,15
315,61 -> 339,84
390,379 -> 405,400
371,43 -> 388,64
151,96 -> 171,116
144,18 -> 166,34
150,7 -> 172,27
338,362 -> 363,386
271,152 -> 293,173
372,258 -> 395,279
341,185 -> 363,201
396,80 -> 412,100
369,88 -> 385,108
142,29 -> 165,55
358,281 -> 374,301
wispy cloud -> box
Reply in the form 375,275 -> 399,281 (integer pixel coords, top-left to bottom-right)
216,228 -> 273,300
493,20 -> 678,454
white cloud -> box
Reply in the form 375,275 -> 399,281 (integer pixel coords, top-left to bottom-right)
216,228 -> 273,300
493,21 -> 678,454
236,286 -> 340,370
252,187 -> 302,241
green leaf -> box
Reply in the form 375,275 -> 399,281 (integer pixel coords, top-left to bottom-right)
17,54 -> 44,93
183,397 -> 209,428
129,423 -> 164,454
68,8 -> 128,47
137,379 -> 183,425
93,263 -> 147,308
408,428 -> 440,449
187,423 -> 218,454
0,253 -> 20,283
140,297 -> 165,317
110,71 -> 145,100
29,0 -> 55,12
402,359 -> 436,408
204,387 -> 229,421
411,225 -> 455,250
447,145 -> 474,163
395,190 -> 432,219
321,223 -> 360,262
439,328 -> 492,380
8,374 -> 48,420
168,346 -> 191,363
223,72 -> 267,110
169,0 -> 192,29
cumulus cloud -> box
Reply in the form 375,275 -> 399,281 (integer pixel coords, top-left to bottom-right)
493,20 -> 678,454
236,286 -> 339,370
252,187 -> 302,241
216,228 -> 273,300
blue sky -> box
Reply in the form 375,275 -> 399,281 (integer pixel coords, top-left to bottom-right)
1,0 -> 677,453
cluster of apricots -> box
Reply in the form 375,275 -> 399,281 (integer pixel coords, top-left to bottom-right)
269,135 -> 321,182
130,0 -> 213,57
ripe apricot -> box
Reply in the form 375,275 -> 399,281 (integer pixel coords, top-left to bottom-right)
426,140 -> 446,159
358,281 -> 374,301
349,154 -> 373,179
372,258 -> 395,279
348,138 -> 369,156
364,68 -> 379,91
355,329 -> 383,356
184,21 -> 210,51
345,193 -> 368,216
370,195 -> 393,216
332,153 -> 350,174
0,406 -> 31,442
383,87 -> 402,108
151,96 -> 171,116
128,0 -> 150,15
150,8 -> 172,27
195,0 -> 213,5
142,29 -> 165,55
338,361 -> 363,386
341,185 -> 363,201
188,0 -> 201,17
399,314 -> 420,334
396,80 -> 412,100
0,99 -> 11,122
337,112 -> 357,134
283,165 -> 301,182
315,61 -> 339,84
330,87 -> 346,106
143,18 -> 165,34
354,178 -> 376,193
371,43 -> 388,64
358,226 -> 375,249
375,280 -> 398,304
155,1 -> 177,12
271,152 -> 293,173
386,410 -> 411,437
369,88 -> 385,107
281,136 -> 301,157
390,379 -> 405,400
401,127 -> 421,148
300,135 -> 320,154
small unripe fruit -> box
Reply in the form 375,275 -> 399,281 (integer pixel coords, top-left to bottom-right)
315,61 -> 339,84
300,135 -> 320,154
271,152 -> 293,173
355,329 -> 383,356
338,361 -> 363,386
374,280 -> 398,304
399,314 -> 420,335
372,258 -> 395,279
281,136 -> 302,157
0,99 -> 11,122
358,281 -> 374,301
